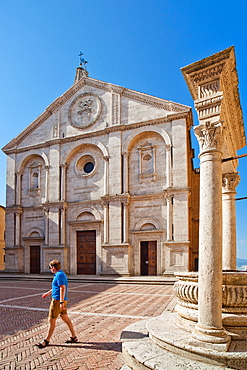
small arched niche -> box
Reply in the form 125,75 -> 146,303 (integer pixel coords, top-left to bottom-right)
29,231 -> 40,238
140,223 -> 156,231
76,212 -> 95,222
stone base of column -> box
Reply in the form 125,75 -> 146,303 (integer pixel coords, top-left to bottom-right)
189,324 -> 231,351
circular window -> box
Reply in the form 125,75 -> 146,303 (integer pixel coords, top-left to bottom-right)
84,162 -> 94,174
75,154 -> 96,177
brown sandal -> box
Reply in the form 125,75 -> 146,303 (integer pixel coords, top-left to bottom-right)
65,336 -> 78,343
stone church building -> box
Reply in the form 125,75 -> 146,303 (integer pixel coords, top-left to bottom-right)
2,64 -> 200,276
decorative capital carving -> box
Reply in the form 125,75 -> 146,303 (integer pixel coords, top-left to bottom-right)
164,144 -> 172,152
222,172 -> 240,193
61,162 -> 68,169
194,120 -> 224,152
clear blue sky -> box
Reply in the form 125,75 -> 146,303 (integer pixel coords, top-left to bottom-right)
0,1 -> 246,258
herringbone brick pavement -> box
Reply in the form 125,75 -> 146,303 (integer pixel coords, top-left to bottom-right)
0,280 -> 175,370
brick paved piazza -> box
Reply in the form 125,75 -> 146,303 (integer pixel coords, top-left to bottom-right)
0,279 -> 174,370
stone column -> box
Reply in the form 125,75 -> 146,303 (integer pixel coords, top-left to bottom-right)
191,120 -> 230,350
122,200 -> 129,244
222,172 -> 240,270
165,193 -> 173,241
15,209 -> 22,246
61,206 -> 66,245
165,144 -> 172,187
122,152 -> 129,193
103,156 -> 109,196
44,207 -> 49,245
103,200 -> 109,244
44,165 -> 50,202
16,172 -> 22,205
61,163 -> 67,201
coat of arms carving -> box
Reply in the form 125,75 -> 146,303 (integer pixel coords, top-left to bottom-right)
68,93 -> 102,129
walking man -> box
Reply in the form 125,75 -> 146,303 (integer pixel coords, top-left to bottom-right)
35,259 -> 78,348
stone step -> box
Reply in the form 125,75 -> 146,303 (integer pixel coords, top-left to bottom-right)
119,365 -> 132,370
121,320 -> 237,370
0,273 -> 176,285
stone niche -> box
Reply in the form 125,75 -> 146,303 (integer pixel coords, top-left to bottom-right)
174,271 -> 247,339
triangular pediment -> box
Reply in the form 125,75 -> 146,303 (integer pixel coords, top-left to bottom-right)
2,75 -> 191,152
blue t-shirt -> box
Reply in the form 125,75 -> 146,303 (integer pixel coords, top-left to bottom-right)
52,270 -> 68,301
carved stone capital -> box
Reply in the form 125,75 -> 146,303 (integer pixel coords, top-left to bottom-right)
164,193 -> 173,203
194,120 -> 224,152
122,151 -> 129,158
61,162 -> 68,169
222,172 -> 240,193
164,144 -> 172,152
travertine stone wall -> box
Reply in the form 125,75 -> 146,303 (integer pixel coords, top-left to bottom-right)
2,72 -> 196,276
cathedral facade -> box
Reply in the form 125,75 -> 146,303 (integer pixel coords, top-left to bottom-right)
2,67 -> 199,275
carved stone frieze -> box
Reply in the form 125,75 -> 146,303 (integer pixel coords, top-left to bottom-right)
222,172 -> 240,193
194,92 -> 223,119
194,120 -> 224,152
190,64 -> 225,97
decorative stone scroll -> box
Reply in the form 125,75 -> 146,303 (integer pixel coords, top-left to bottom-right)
200,80 -> 220,98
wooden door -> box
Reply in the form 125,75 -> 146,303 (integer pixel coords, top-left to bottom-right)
141,241 -> 157,276
141,241 -> 149,275
77,230 -> 96,275
30,246 -> 41,274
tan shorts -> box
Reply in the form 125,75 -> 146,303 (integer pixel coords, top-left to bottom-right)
49,298 -> 67,319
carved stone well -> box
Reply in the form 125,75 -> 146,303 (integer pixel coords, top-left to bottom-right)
174,271 -> 247,339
